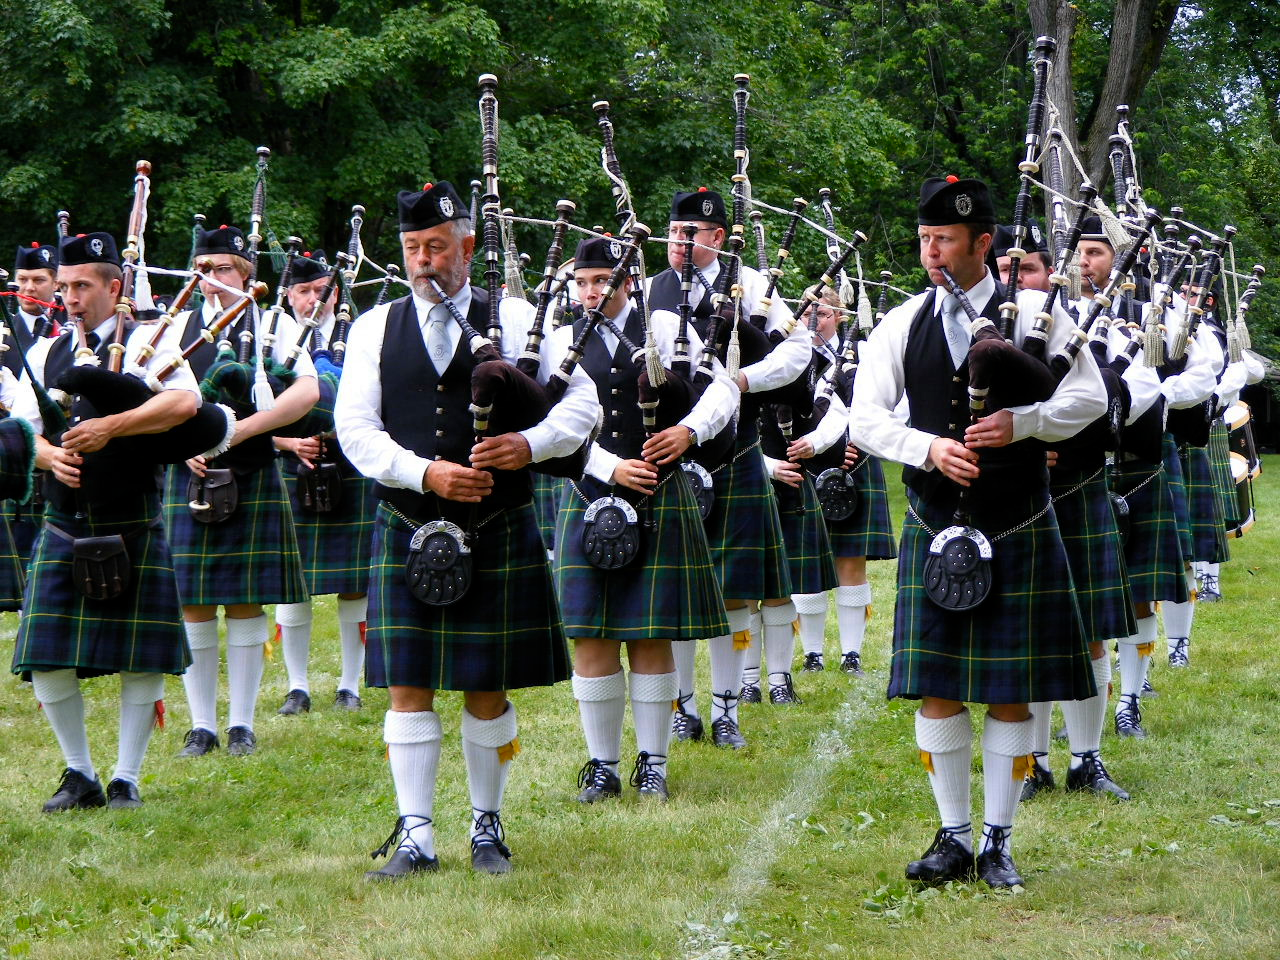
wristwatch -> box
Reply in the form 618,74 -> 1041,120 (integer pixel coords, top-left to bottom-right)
685,426 -> 699,446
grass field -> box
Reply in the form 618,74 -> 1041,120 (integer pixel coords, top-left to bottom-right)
1,459 -> 1277,959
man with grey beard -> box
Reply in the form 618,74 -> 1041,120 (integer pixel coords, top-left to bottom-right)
335,181 -> 598,880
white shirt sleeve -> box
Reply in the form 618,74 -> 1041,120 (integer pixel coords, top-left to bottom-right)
1,368 -> 42,436
517,302 -> 599,462
804,387 -> 848,455
736,266 -> 811,393
671,314 -> 739,441
1159,312 -> 1216,409
1111,323 -> 1163,424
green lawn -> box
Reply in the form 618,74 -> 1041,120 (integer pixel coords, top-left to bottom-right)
2,459 -> 1277,959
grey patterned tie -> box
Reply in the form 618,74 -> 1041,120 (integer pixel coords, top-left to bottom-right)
425,305 -> 451,375
942,298 -> 969,369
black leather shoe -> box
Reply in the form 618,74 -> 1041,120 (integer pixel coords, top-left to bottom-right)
976,826 -> 1024,888
277,689 -> 311,716
226,725 -> 257,756
840,651 -> 865,676
576,758 -> 622,803
42,768 -> 106,813
739,682 -> 762,704
334,689 -> 363,711
366,846 -> 439,881
711,715 -> 746,750
630,752 -> 669,801
1066,751 -> 1130,800
1114,695 -> 1147,739
178,728 -> 220,757
671,697 -> 704,742
470,811 -> 512,874
905,827 -> 975,884
768,674 -> 802,705
1168,637 -> 1189,668
106,779 -> 143,809
802,652 -> 824,672
1020,762 -> 1055,802
1141,676 -> 1159,697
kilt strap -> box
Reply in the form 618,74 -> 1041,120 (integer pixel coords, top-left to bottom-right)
1050,465 -> 1105,504
712,438 -> 762,476
44,515 -> 163,543
907,499 -> 1054,543
1115,464 -> 1163,501
383,502 -> 505,536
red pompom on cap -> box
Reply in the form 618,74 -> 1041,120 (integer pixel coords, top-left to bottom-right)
219,224 -> 228,229
30,241 -> 39,247
945,175 -> 959,184
423,182 -> 433,190
76,233 -> 86,238
697,186 -> 708,192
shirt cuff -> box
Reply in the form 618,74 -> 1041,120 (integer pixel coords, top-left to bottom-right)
394,451 -> 433,493
1007,408 -> 1039,443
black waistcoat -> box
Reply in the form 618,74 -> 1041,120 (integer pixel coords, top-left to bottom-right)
3,313 -> 37,379
901,289 -> 1048,524
649,266 -> 715,340
374,289 -> 532,525
43,327 -> 160,511
577,308 -> 646,460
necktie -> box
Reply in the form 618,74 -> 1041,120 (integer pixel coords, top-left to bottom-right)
942,298 -> 969,369
425,305 -> 451,375
597,324 -> 618,358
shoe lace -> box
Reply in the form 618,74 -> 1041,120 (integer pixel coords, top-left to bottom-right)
471,810 -> 511,857
55,767 -> 81,792
771,673 -> 802,704
924,824 -> 972,856
980,823 -> 1012,858
576,758 -> 617,791
182,729 -> 204,748
804,653 -> 822,667
629,751 -> 666,791
1116,694 -> 1143,730
711,715 -> 739,737
1170,637 -> 1188,660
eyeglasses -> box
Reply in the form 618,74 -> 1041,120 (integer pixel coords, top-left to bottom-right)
666,225 -> 721,238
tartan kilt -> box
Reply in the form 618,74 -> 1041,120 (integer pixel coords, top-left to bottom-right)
774,474 -> 839,595
163,462 -> 309,607
5,499 -> 39,567
1180,443 -> 1230,563
531,472 -> 562,553
1162,434 -> 1193,561
1113,458 -> 1189,605
281,456 -> 376,596
1208,418 -> 1238,530
554,470 -> 730,641
366,500 -> 570,691
0,516 -> 24,611
703,431 -> 792,601
1050,465 -> 1136,644
12,494 -> 191,679
822,456 -> 898,560
888,488 -> 1094,705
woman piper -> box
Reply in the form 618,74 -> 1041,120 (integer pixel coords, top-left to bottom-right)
555,236 -> 736,801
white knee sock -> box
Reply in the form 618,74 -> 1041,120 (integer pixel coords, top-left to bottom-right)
1116,616 -> 1157,709
462,704 -> 518,838
741,631 -> 761,687
762,601 -> 797,686
1163,599 -> 1195,651
225,615 -> 267,731
181,618 -> 220,734
1027,703 -> 1052,771
337,597 -> 367,693
115,672 -> 165,786
630,671 -> 677,778
980,714 -> 1034,854
793,592 -> 828,656
572,671 -> 625,774
674,639 -> 699,717
835,584 -> 871,656
709,614 -> 747,723
275,601 -> 312,694
915,709 -> 973,850
32,669 -> 94,779
384,710 -> 442,857
1063,655 -> 1110,769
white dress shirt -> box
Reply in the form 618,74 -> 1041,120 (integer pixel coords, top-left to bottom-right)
335,289 -> 600,494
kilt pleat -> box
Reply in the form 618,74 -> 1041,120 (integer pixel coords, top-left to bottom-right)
0,516 -> 24,611
1113,459 -> 1189,605
774,475 -> 839,595
281,457 -> 376,596
366,501 -> 570,691
164,462 -> 309,607
1180,444 -> 1230,563
888,488 -> 1094,705
4,497 -> 39,567
1207,418 -> 1238,531
703,438 -> 792,601
822,456 -> 898,560
12,495 -> 191,678
1050,465 -> 1136,644
1162,434 -> 1194,561
532,472 -> 562,553
554,470 -> 730,641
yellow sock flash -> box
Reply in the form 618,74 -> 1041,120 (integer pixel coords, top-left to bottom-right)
497,738 -> 522,765
733,629 -> 752,651
919,749 -> 935,775
1011,753 -> 1035,782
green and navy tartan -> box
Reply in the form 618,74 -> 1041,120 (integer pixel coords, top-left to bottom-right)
1207,418 -> 1238,531
774,473 -> 839,596
531,472 -> 562,553
1180,443 -> 1230,563
1050,464 -> 1136,645
12,493 -> 191,679
1112,458 -> 1190,605
163,462 -> 309,606
888,487 -> 1094,705
0,516 -> 24,611
822,456 -> 898,561
281,453 -> 376,596
703,429 -> 793,602
366,501 -> 570,691
1162,434 -> 1193,561
6,500 -> 39,566
554,470 -> 729,641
